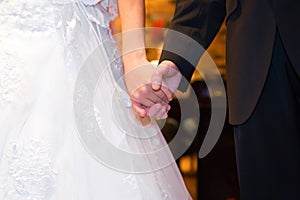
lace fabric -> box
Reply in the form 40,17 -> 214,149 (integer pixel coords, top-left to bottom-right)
0,0 -> 119,106
0,53 -> 23,106
80,0 -> 119,21
52,0 -> 119,21
0,0 -> 192,199
0,140 -> 57,200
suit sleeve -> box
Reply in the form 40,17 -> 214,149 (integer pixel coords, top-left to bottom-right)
159,0 -> 226,91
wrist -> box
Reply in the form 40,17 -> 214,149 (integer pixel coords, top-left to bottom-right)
122,50 -> 148,73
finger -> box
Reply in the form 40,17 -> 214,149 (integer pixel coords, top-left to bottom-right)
148,103 -> 165,118
151,65 -> 174,100
131,94 -> 155,107
159,104 -> 171,119
161,112 -> 168,119
130,85 -> 157,106
151,74 -> 162,91
131,83 -> 169,103
155,106 -> 169,119
131,88 -> 169,105
152,89 -> 170,103
131,101 -> 148,118
148,103 -> 170,119
151,64 -> 169,90
160,85 -> 173,101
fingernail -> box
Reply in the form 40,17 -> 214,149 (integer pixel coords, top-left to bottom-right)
162,113 -> 168,119
167,105 -> 171,111
152,84 -> 159,90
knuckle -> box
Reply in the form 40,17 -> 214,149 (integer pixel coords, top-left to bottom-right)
158,92 -> 165,98
132,92 -> 141,100
141,86 -> 149,93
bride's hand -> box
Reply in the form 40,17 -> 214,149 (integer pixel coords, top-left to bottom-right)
122,51 -> 171,119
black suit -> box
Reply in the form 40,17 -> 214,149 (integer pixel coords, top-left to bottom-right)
160,0 -> 300,199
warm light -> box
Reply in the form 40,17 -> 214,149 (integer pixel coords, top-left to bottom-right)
179,154 -> 198,173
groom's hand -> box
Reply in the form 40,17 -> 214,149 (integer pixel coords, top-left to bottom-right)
130,83 -> 171,118
130,60 -> 182,119
143,60 -> 182,118
151,60 -> 182,95
123,59 -> 172,119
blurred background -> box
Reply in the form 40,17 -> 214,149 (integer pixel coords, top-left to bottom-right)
113,1 -> 240,199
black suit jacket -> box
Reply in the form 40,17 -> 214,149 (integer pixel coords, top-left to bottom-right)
160,0 -> 300,125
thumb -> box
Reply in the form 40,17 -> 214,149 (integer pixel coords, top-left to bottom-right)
151,64 -> 169,91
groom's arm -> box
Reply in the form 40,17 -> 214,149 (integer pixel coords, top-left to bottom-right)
129,0 -> 227,118
160,0 -> 226,91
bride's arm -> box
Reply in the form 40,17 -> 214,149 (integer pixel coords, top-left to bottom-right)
118,0 -> 147,73
118,0 -> 170,120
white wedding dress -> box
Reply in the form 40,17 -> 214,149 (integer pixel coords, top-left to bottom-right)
0,0 -> 192,199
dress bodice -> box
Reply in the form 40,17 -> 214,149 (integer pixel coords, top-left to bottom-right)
0,0 -> 120,105
0,0 -> 118,35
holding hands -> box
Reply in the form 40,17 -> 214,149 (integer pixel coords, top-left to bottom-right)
125,59 -> 182,119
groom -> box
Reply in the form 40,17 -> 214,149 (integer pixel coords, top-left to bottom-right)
131,0 -> 300,199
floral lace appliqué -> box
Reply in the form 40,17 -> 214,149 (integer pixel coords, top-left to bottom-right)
0,0 -> 63,34
3,140 -> 58,200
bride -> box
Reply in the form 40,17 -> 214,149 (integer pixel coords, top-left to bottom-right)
0,0 -> 192,199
